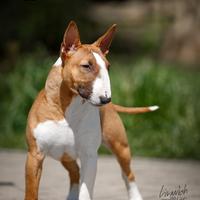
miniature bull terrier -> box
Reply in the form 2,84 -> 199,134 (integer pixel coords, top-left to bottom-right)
25,21 -> 158,200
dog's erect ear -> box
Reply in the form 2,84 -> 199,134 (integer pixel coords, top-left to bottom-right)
60,21 -> 81,64
93,24 -> 117,55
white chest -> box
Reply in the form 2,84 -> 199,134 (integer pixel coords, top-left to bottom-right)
33,97 -> 102,160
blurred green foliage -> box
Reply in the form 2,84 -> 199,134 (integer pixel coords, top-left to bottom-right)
101,57 -> 200,159
0,54 -> 199,159
0,51 -> 51,148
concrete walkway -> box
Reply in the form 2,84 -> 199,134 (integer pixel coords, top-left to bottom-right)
0,150 -> 200,200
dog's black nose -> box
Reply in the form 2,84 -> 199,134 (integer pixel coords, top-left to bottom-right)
99,96 -> 111,104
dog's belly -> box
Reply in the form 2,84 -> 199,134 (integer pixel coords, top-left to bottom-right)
33,119 -> 77,160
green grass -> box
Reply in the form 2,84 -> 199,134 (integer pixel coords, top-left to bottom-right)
106,58 -> 200,159
0,53 -> 52,148
0,54 -> 200,159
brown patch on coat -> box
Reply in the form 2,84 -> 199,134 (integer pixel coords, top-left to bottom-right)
61,154 -> 80,185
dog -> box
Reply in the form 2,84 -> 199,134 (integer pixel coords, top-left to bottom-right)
25,21 -> 158,200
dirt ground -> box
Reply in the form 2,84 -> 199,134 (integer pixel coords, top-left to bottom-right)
0,150 -> 200,200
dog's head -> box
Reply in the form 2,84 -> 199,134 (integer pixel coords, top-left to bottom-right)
59,21 -> 116,106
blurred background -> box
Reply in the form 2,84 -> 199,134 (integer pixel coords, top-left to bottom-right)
0,0 -> 200,159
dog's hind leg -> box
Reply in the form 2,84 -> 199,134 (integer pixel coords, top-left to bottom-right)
100,104 -> 143,200
61,155 -> 80,200
24,150 -> 44,200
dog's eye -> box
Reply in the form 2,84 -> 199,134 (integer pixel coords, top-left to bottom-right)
81,64 -> 90,69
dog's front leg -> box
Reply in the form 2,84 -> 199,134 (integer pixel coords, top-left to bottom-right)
79,153 -> 98,200
24,151 -> 44,200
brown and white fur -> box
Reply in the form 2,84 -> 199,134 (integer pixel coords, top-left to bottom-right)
25,21 -> 158,200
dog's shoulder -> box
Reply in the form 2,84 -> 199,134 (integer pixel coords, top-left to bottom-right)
27,66 -> 64,130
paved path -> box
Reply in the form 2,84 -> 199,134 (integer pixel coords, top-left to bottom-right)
0,150 -> 200,200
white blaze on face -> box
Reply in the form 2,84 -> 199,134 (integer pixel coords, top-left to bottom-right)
91,52 -> 111,105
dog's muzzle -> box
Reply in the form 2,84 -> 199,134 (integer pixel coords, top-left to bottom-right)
77,86 -> 111,106
99,96 -> 111,105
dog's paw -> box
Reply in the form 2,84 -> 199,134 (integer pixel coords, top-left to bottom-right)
128,182 -> 143,200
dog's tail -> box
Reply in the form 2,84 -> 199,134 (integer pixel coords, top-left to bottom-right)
112,104 -> 159,114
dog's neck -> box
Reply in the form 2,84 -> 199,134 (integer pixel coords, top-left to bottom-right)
44,63 -> 75,115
